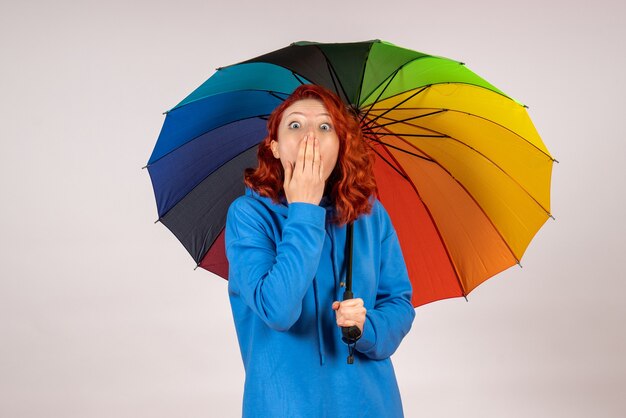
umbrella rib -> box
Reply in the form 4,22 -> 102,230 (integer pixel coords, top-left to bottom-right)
157,140 -> 261,223
195,223 -> 220,267
374,129 -> 552,217
368,122 -> 523,265
365,138 -> 468,299
366,133 -> 446,138
147,113 -> 271,168
196,226 -> 242,278
164,66 -> 308,113
268,91 -> 288,101
359,67 -> 401,124
364,137 -> 413,180
313,44 -> 351,106
358,54 -> 466,108
361,86 -> 430,131
361,81 -> 525,111
368,114 -> 554,217
195,224 -> 229,271
291,71 -> 308,85
366,106 -> 555,162
355,41 -> 377,108
364,135 -> 436,163
372,129 -> 552,219
326,59 -> 343,102
362,109 -> 448,130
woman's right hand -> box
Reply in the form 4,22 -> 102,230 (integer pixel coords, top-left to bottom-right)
284,135 -> 325,205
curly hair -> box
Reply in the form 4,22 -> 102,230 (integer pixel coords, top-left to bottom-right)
244,84 -> 378,225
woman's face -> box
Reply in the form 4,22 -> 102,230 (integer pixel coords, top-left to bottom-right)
270,98 -> 340,182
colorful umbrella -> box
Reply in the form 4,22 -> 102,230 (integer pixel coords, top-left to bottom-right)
145,39 -> 555,307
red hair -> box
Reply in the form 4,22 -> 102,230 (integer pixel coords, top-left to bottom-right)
244,84 -> 378,225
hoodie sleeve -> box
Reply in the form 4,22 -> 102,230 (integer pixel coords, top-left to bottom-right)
225,197 -> 327,332
354,202 -> 416,360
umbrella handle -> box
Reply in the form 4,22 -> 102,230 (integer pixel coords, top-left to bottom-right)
341,325 -> 362,343
341,289 -> 362,343
341,222 -> 361,364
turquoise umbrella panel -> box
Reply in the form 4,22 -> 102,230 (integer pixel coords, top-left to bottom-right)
171,63 -> 310,112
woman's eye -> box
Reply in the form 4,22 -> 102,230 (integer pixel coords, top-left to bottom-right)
288,122 -> 301,129
320,123 -> 331,131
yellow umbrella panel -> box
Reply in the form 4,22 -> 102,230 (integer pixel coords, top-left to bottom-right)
363,83 -> 554,301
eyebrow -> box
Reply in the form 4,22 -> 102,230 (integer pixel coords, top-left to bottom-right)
286,111 -> 331,118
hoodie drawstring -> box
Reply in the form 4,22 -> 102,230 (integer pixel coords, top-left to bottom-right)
312,276 -> 325,365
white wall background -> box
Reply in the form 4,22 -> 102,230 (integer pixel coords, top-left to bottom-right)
1,0 -> 624,416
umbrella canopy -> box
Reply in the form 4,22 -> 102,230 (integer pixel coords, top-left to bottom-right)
146,39 -> 555,307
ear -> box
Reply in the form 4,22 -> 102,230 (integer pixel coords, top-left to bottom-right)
270,139 -> 280,159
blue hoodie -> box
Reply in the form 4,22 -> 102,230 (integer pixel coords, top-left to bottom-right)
225,187 -> 415,418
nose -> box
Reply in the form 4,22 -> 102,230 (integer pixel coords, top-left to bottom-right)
299,133 -> 311,146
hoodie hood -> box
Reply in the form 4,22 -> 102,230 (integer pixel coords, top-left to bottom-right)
244,187 -> 336,217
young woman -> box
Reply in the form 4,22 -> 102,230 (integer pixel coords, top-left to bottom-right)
225,84 -> 415,417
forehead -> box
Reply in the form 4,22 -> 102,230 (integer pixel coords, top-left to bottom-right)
283,98 -> 328,116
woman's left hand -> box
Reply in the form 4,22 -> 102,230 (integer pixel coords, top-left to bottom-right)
332,298 -> 366,334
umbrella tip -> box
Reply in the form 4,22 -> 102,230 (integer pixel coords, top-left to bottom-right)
154,218 -> 161,224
